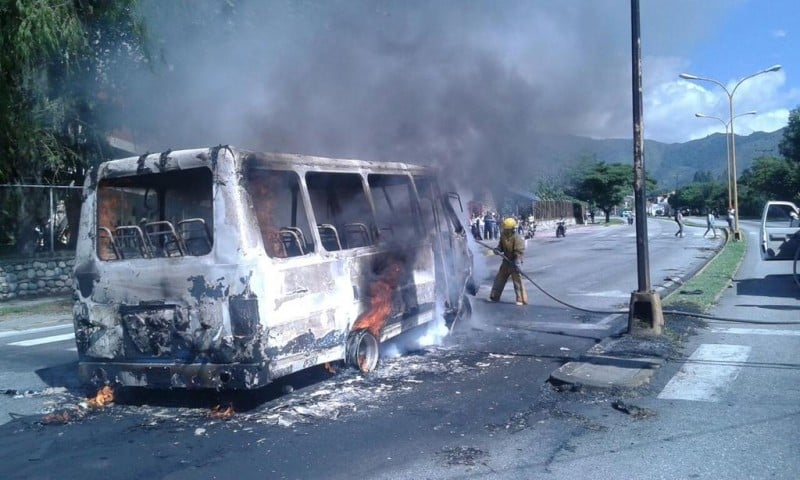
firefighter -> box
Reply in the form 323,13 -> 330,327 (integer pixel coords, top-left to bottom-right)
489,217 -> 528,305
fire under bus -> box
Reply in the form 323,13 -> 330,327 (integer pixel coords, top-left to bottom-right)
72,146 -> 476,389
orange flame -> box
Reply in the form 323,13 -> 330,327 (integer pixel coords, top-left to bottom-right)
87,386 -> 114,409
209,404 -> 235,419
352,260 -> 403,337
323,362 -> 337,375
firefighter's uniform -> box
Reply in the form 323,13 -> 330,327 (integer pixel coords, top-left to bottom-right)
489,218 -> 528,305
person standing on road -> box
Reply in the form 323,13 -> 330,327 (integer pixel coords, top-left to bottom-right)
674,209 -> 684,237
483,212 -> 496,240
489,217 -> 528,306
704,209 -> 718,238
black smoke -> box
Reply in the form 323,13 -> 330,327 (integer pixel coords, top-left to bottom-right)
116,0 -> 727,195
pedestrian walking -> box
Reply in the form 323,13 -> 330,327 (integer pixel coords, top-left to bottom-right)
703,210 -> 717,238
489,217 -> 528,306
674,209 -> 684,237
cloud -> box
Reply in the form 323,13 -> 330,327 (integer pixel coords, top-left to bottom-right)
650,70 -> 791,142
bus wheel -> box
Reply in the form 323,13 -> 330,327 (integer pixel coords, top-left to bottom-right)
346,330 -> 380,373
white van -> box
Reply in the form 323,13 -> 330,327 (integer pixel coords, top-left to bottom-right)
72,146 -> 475,390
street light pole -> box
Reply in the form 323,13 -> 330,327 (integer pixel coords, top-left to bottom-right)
679,65 -> 781,240
695,111 -> 757,212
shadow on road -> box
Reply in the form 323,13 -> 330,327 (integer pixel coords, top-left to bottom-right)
735,274 -> 800,299
35,361 -> 82,393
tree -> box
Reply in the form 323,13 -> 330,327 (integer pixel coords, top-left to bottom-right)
670,182 -> 726,215
739,156 -> 800,209
0,1 -> 152,253
692,170 -> 713,183
533,176 -> 570,201
570,161 -> 636,223
778,106 -> 800,164
0,0 -> 150,185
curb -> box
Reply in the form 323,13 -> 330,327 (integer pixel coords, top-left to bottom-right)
549,360 -> 657,389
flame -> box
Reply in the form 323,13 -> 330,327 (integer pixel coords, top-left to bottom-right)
87,386 -> 114,409
352,260 -> 403,337
323,362 -> 337,375
209,404 -> 235,419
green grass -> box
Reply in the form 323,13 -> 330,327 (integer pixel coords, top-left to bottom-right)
662,234 -> 747,313
0,297 -> 73,318
596,218 -> 625,226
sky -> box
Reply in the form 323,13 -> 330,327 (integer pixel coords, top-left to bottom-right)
121,0 -> 800,188
645,0 -> 799,143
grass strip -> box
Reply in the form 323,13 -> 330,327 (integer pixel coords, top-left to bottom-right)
0,297 -> 73,318
662,234 -> 747,313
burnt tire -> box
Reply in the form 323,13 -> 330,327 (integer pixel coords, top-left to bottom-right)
345,330 -> 380,373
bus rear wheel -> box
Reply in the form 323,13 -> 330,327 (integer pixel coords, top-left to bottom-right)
346,330 -> 380,373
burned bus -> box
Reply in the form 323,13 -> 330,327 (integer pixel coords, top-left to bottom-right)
72,146 -> 475,389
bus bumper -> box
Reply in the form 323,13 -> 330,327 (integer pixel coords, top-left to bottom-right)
77,360 -> 271,390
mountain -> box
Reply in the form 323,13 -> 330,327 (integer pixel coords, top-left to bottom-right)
528,128 -> 785,192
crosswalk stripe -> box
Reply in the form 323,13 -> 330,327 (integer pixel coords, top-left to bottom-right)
710,327 -> 800,336
8,333 -> 75,347
657,344 -> 750,402
0,324 -> 72,339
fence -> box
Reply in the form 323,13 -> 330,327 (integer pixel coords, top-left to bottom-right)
0,184 -> 83,259
532,200 -> 587,224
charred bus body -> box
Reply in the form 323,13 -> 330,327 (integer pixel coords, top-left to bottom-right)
72,146 -> 475,390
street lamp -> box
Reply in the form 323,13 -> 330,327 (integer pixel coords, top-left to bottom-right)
694,111 -> 757,213
679,64 -> 782,240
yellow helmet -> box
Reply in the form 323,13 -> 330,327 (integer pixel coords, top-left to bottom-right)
502,217 -> 517,230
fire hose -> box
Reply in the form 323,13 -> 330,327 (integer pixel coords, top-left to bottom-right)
474,239 -> 626,315
473,238 -> 800,326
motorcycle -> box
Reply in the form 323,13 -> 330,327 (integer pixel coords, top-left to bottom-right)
555,219 -> 566,238
523,222 -> 536,239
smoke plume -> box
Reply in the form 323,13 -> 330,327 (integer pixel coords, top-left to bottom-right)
117,0 -> 729,193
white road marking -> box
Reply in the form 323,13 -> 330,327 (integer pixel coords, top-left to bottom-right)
8,333 -> 75,347
658,344 -> 750,402
574,290 -> 630,298
710,327 -> 800,336
0,324 -> 72,339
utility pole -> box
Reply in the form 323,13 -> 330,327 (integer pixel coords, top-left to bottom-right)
628,0 -> 663,335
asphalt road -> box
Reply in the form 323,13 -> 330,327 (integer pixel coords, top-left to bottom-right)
3,218 -> 794,479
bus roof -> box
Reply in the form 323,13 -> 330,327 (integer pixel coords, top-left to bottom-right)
95,146 -> 438,181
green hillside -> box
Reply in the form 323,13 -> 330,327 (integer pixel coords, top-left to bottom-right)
524,128 -> 784,192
